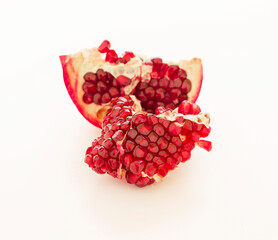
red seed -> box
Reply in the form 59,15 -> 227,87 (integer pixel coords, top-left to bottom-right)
158,164 -> 169,177
153,156 -> 164,165
109,147 -> 120,158
130,160 -> 145,174
145,153 -> 154,161
112,130 -> 124,141
153,124 -> 165,136
132,113 -> 148,126
102,93 -> 111,103
145,163 -> 157,177
167,143 -> 177,154
125,140 -> 136,152
157,137 -> 168,150
137,123 -> 152,135
133,146 -> 147,159
84,72 -> 97,82
102,138 -> 113,149
98,40 -> 111,53
127,129 -> 138,139
116,75 -> 131,86
126,172 -> 141,184
148,143 -> 159,153
83,93 -> 94,104
148,131 -> 159,142
108,87 -> 120,98
168,122 -> 182,136
105,49 -> 118,63
181,151 -> 191,162
122,51 -> 135,63
108,158 -> 119,170
84,154 -> 93,167
135,135 -> 148,147
135,177 -> 153,187
93,155 -> 105,168
196,140 -> 212,151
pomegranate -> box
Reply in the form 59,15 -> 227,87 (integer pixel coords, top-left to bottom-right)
84,96 -> 211,188
60,40 -> 203,128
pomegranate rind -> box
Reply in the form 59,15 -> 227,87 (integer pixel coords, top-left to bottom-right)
60,47 -> 203,128
60,53 -> 105,128
178,58 -> 203,103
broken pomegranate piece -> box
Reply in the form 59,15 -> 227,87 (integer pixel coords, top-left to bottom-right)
84,96 -> 211,187
60,40 -> 203,128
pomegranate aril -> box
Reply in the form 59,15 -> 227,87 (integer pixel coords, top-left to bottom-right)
169,78 -> 182,88
167,143 -> 177,154
127,129 -> 138,139
109,147 -> 120,158
153,156 -> 164,165
167,65 -> 179,79
136,177 -> 153,188
133,146 -> 147,158
157,137 -> 168,150
200,126 -> 211,137
153,124 -> 165,136
136,82 -> 148,90
82,82 -> 96,93
84,155 -> 93,167
105,49 -> 118,63
145,153 -> 154,161
168,123 -> 182,136
125,140 -> 135,152
181,151 -> 191,162
112,130 -> 124,141
145,163 -> 158,177
122,51 -> 135,63
137,123 -> 152,135
148,143 -> 159,153
98,40 -> 111,53
171,136 -> 182,147
102,93 -> 111,103
158,164 -> 169,177
83,93 -> 94,104
178,68 -> 187,80
126,172 -> 141,184
103,138 -> 114,149
144,87 -> 155,98
149,78 -> 158,87
158,151 -> 169,158
132,113 -> 148,126
84,72 -> 97,83
116,75 -> 131,86
98,147 -> 108,158
96,81 -> 108,92
159,77 -> 169,88
148,131 -> 159,142
96,69 -> 106,81
93,155 -> 105,168
181,79 -> 191,92
134,135 -> 148,147
108,158 -> 118,170
130,160 -> 145,174
93,93 -> 102,104
197,140 -> 212,151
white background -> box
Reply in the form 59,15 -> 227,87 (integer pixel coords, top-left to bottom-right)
1,0 -> 278,239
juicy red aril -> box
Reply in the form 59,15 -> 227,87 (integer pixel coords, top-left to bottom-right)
196,140 -> 212,151
98,40 -> 111,53
133,146 -> 147,158
82,69 -> 123,105
135,135 -> 148,147
126,172 -> 141,184
145,163 -> 157,177
136,177 -> 153,188
158,164 -> 169,177
122,51 -> 135,63
130,160 -> 145,174
137,123 -> 152,135
116,75 -> 131,86
105,50 -> 118,63
132,113 -> 148,126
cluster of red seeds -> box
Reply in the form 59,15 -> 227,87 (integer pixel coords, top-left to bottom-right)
135,58 -> 192,113
84,97 -> 134,177
82,70 -> 132,104
98,40 -> 135,64
85,96 -> 211,187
